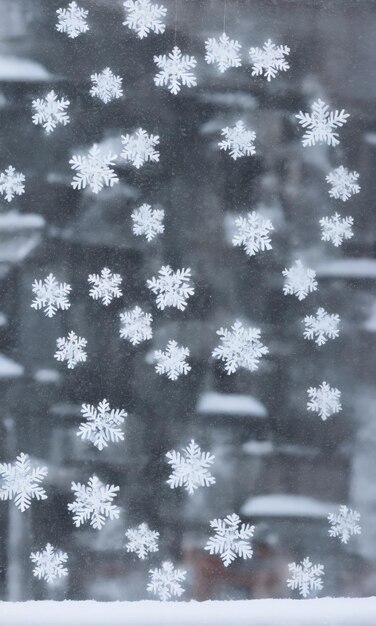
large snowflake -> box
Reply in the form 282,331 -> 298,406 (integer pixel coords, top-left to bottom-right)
56,2 -> 89,39
287,557 -> 324,598
125,523 -> 159,559
326,166 -> 360,202
205,32 -> 242,73
166,440 -> 216,495
154,46 -> 197,95
31,273 -> 71,318
282,260 -> 318,301
119,306 -> 153,345
70,144 -> 119,194
320,213 -> 354,247
154,340 -> 191,381
32,90 -> 70,134
0,453 -> 48,512
212,320 -> 269,375
219,120 -> 256,160
232,211 -> 274,257
131,203 -> 164,241
121,129 -> 160,169
328,505 -> 361,544
123,0 -> 167,39
30,544 -> 68,584
88,267 -> 123,305
303,308 -> 340,346
307,381 -> 342,421
54,331 -> 88,369
90,68 -> 123,104
0,165 -> 25,202
296,99 -> 349,147
68,475 -> 120,530
147,561 -> 186,601
147,265 -> 194,311
249,39 -> 290,81
205,513 -> 254,567
77,399 -> 127,451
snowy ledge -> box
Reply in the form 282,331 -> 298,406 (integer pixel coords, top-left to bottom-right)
1,598 -> 376,626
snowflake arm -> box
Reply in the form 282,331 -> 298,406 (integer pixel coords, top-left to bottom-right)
219,120 -> 256,160
70,144 -> 119,194
121,129 -> 160,169
154,340 -> 191,381
77,399 -> 127,451
307,382 -> 342,421
90,68 -> 123,104
205,33 -> 242,73
68,475 -> 120,530
287,557 -> 324,598
126,523 -> 159,559
205,513 -> 254,567
54,331 -> 87,369
249,39 -> 290,81
166,440 -> 215,495
212,320 -> 268,375
119,306 -> 153,345
303,308 -> 340,346
232,211 -> 274,257
147,265 -> 194,311
326,166 -> 360,201
296,99 -> 349,147
32,91 -> 70,133
147,561 -> 186,601
31,273 -> 71,318
30,544 -> 68,584
154,46 -> 197,95
0,453 -> 48,512
131,203 -> 164,241
56,2 -> 89,38
328,505 -> 361,544
282,260 -> 318,300
123,0 -> 167,39
0,166 -> 25,202
320,213 -> 354,247
88,268 -> 123,305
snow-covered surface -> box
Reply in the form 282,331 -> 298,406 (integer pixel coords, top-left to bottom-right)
0,56 -> 51,81
196,391 -> 268,418
314,258 -> 376,279
0,353 -> 24,378
240,494 -> 335,519
0,211 -> 45,231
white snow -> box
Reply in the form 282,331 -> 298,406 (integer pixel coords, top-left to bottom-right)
0,354 -> 24,378
0,56 -> 51,82
196,391 -> 268,418
0,212 -> 45,231
240,494 -> 335,519
314,258 -> 376,279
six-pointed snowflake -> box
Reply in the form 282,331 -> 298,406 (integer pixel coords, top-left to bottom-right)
147,265 -> 194,311
303,308 -> 340,346
296,99 -> 349,147
282,260 -> 318,301
320,213 -> 354,247
287,557 -> 324,598
205,513 -> 254,567
90,68 -> 123,104
154,46 -> 197,95
30,544 -> 68,584
119,306 -> 153,345
126,522 -> 159,559
77,399 -> 127,451
121,128 -> 160,169
219,120 -> 256,160
147,561 -> 186,601
0,453 -> 48,512
68,475 -> 120,530
326,166 -> 360,202
131,203 -> 164,241
0,165 -> 25,202
249,39 -> 290,81
56,2 -> 89,38
205,32 -> 242,73
123,0 -> 167,39
328,505 -> 361,544
232,211 -> 274,257
70,144 -> 119,194
31,273 -> 71,318
54,331 -> 88,369
154,340 -> 191,381
166,440 -> 215,495
307,381 -> 342,421
32,90 -> 70,134
88,267 -> 123,305
212,320 -> 269,375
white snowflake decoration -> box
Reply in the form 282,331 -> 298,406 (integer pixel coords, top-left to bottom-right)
56,2 -> 89,39
0,453 -> 48,512
88,268 -> 123,305
282,260 -> 318,301
287,557 -> 324,598
147,265 -> 194,311
31,273 -> 71,318
0,166 -> 25,202
32,90 -> 70,134
125,523 -> 159,559
205,513 -> 254,567
212,320 -> 269,375
154,46 -> 197,95
54,331 -> 87,369
328,505 -> 361,545
232,211 -> 274,257
320,213 -> 354,247
219,120 -> 256,160
121,128 -> 160,169
154,340 -> 191,381
123,0 -> 166,39
30,544 -> 68,584
70,144 -> 119,194
303,308 -> 340,346
205,33 -> 242,73
68,475 -> 120,530
131,203 -> 164,241
147,561 -> 186,601
326,166 -> 360,202
307,381 -> 342,421
90,68 -> 123,104
296,99 -> 349,147
249,39 -> 290,81
119,306 -> 153,346
166,440 -> 215,495
77,399 -> 127,451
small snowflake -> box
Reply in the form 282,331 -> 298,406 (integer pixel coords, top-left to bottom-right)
282,260 -> 318,301
320,213 -> 354,247
77,399 -> 127,451
219,120 -> 256,160
287,557 -> 324,598
154,340 -> 191,381
0,166 -> 25,202
88,267 -> 123,305
154,46 -> 197,95
303,308 -> 340,346
147,561 -> 186,601
132,203 -> 164,241
68,475 -> 120,530
119,306 -> 153,346
123,0 -> 166,39
31,273 -> 71,318
147,265 -> 194,311
0,453 -> 48,512
328,505 -> 361,545
296,99 -> 349,147
32,90 -> 70,134
126,523 -> 159,559
232,211 -> 274,257
56,1 -> 89,39
30,544 -> 68,584
120,128 -> 160,169
212,320 -> 269,375
166,440 -> 215,495
54,331 -> 87,369
326,166 -> 360,202
307,381 -> 342,421
70,144 -> 119,194
205,513 -> 254,567
90,68 -> 123,104
249,39 -> 290,81
205,32 -> 242,73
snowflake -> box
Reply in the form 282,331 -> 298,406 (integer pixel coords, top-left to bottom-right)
30,544 -> 68,584
212,320 -> 268,375
232,211 -> 274,257
205,513 -> 254,567
0,166 -> 25,202
166,440 -> 215,495
147,265 -> 194,311
119,306 -> 153,345
296,99 -> 349,147
0,453 -> 48,512
205,32 -> 242,73
131,203 -> 164,241
303,308 -> 340,346
282,260 -> 318,301
219,120 -> 256,160
125,523 -> 159,559
88,267 -> 123,305
68,475 -> 120,530
31,273 -> 71,318
154,340 -> 191,381
54,331 -> 87,369
154,46 -> 197,95
307,381 -> 342,421
56,1 -> 89,39
320,213 -> 354,247
77,399 -> 127,451
70,144 -> 119,194
123,0 -> 166,39
287,557 -> 324,598
32,90 -> 70,134
147,561 -> 186,601
121,128 -> 160,169
249,39 -> 290,81
328,505 -> 361,545
90,68 -> 123,104
326,166 -> 360,201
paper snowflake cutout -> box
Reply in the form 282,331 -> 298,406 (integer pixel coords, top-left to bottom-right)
307,381 -> 342,421
154,340 -> 191,381
56,2 -> 89,39
282,260 -> 318,301
131,203 -> 164,241
32,90 -> 70,134
90,68 -> 123,104
320,213 -> 354,247
68,475 -> 120,530
30,544 -> 68,584
219,120 -> 256,160
0,453 -> 48,512
296,99 -> 349,147
0,166 -> 25,202
123,0 -> 166,39
232,211 -> 274,257
77,399 -> 127,451
70,144 -> 119,194
205,513 -> 254,567
166,440 -> 215,495
328,505 -> 361,544
287,557 -> 324,598
326,166 -> 360,201
154,46 -> 197,95
303,308 -> 340,346
249,39 -> 290,81
119,306 -> 153,346
205,32 -> 242,73
212,320 -> 269,375
147,265 -> 194,311
148,561 -> 186,601
88,267 -> 123,305
54,331 -> 87,369
121,128 -> 160,169
31,273 -> 71,318
126,523 -> 159,559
